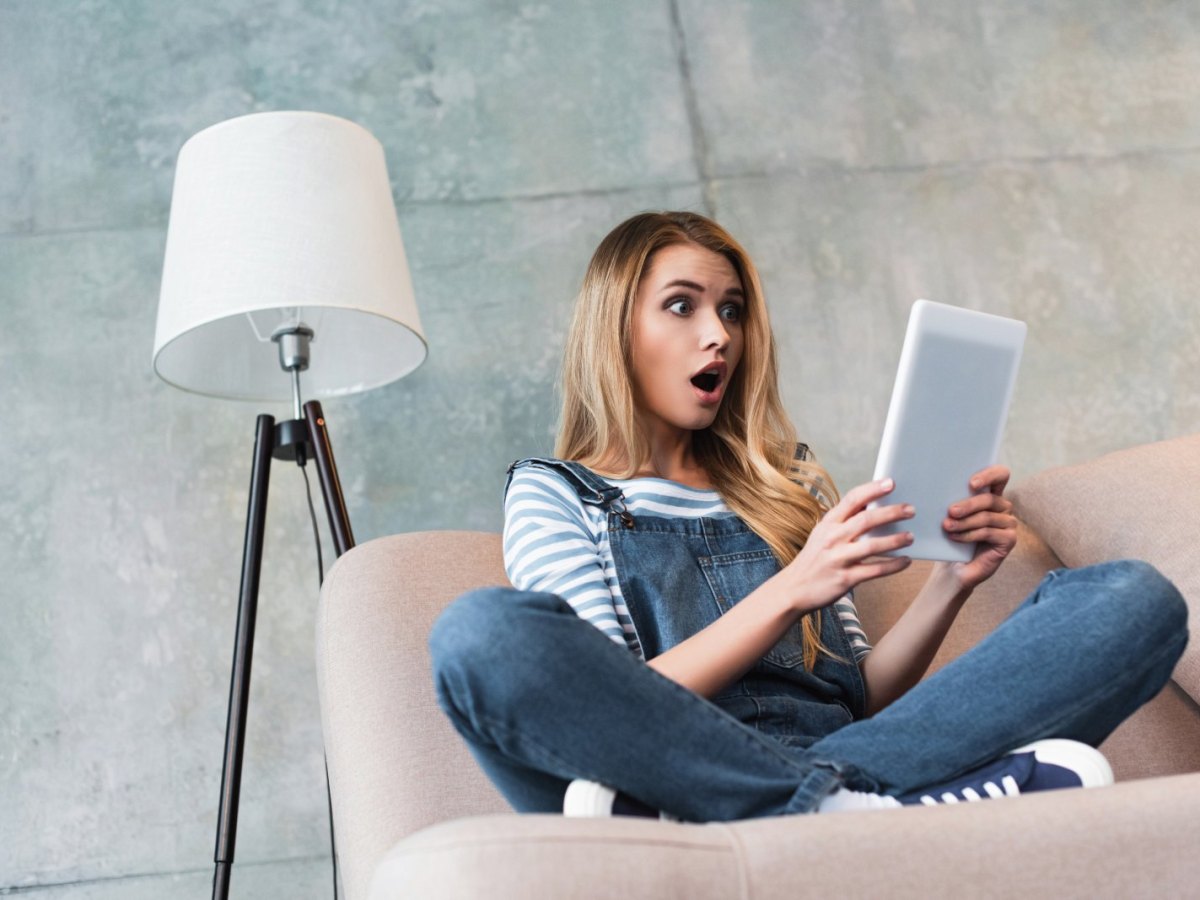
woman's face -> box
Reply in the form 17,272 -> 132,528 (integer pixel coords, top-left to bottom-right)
629,242 -> 745,436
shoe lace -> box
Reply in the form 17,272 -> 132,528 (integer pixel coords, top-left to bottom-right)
916,774 -> 1020,806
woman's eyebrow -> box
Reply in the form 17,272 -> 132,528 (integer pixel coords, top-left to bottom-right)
659,278 -> 745,298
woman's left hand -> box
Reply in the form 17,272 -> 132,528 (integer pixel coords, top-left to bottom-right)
940,465 -> 1018,592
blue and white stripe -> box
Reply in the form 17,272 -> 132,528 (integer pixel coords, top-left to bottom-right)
503,466 -> 873,664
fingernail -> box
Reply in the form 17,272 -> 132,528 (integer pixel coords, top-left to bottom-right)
950,506 -> 961,516
880,478 -> 893,489
903,505 -> 915,515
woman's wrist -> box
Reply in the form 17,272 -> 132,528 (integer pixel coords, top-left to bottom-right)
928,561 -> 974,605
774,567 -> 824,615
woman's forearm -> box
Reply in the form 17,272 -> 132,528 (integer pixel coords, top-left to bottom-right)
858,563 -> 972,716
646,574 -> 800,699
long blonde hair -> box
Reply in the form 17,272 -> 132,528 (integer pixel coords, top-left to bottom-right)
556,211 -> 844,670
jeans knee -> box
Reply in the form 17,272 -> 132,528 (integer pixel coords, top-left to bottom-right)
429,587 -> 512,678
429,587 -> 570,685
429,587 -> 572,738
1087,559 -> 1189,640
1112,559 -> 1184,611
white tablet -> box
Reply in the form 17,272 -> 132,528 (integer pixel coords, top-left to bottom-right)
865,299 -> 1026,563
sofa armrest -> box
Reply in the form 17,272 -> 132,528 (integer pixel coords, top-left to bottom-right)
317,531 -> 514,900
729,771 -> 1200,900
370,773 -> 1200,899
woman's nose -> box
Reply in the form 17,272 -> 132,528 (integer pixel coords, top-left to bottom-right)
701,312 -> 731,349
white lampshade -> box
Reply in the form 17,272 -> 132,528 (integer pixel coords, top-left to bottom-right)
153,111 -> 427,401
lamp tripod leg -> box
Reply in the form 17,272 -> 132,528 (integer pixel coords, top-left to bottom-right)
212,414 -> 275,900
304,400 -> 355,557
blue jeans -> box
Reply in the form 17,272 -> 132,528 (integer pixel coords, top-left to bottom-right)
430,560 -> 1187,822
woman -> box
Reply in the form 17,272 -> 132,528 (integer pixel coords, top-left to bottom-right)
430,211 -> 1188,821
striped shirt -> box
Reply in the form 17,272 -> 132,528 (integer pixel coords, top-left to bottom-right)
502,465 -> 873,664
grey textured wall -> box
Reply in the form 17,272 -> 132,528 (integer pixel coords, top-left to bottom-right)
3,1 -> 1198,896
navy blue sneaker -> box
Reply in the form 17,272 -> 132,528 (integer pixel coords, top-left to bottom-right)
896,739 -> 1113,806
818,739 -> 1113,813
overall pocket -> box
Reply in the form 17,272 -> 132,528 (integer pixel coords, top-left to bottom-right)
698,548 -> 807,669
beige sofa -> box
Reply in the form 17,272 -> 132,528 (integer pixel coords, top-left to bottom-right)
317,434 -> 1200,899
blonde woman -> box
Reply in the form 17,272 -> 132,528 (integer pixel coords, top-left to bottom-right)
430,211 -> 1188,820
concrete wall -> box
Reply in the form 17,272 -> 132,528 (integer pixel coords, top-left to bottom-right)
3,1 -> 1198,896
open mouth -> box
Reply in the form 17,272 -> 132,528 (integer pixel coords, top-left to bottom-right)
689,361 -> 727,399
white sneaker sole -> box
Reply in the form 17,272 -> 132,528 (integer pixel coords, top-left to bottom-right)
563,779 -> 616,817
1012,739 -> 1115,788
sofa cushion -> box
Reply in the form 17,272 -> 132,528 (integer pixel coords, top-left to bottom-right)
1008,433 -> 1200,703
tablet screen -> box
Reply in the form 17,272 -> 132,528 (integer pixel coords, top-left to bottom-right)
866,300 -> 1026,563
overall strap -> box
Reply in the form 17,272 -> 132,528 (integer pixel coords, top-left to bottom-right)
506,457 -> 635,526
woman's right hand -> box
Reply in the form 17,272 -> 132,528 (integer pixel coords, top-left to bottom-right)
783,477 -> 915,612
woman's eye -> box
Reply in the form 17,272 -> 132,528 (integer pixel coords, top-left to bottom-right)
721,303 -> 743,323
667,298 -> 692,315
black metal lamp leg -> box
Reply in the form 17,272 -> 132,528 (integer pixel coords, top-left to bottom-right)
304,400 -> 355,557
211,405 -> 354,900
213,414 -> 276,900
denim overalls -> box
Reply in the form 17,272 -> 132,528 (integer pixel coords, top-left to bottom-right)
506,457 -> 867,750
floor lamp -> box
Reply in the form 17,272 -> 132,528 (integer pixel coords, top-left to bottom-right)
151,111 -> 428,900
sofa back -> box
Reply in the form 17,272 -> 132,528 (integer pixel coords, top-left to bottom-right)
1008,433 -> 1200,704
